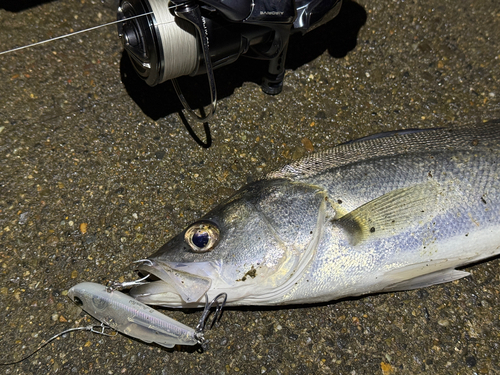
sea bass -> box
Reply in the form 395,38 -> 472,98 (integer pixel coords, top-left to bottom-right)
130,121 -> 500,308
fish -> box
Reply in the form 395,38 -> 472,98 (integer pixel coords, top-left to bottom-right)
129,120 -> 500,308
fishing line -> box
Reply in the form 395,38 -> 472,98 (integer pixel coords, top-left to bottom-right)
0,7 -> 177,56
0,324 -> 116,365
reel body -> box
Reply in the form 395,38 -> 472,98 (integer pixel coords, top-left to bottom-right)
117,0 -> 342,117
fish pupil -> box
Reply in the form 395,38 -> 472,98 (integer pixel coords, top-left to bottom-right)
193,231 -> 209,248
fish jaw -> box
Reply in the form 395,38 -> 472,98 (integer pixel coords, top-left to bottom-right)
129,255 -> 302,308
130,259 -> 219,307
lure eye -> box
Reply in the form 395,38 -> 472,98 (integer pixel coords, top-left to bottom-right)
184,221 -> 220,253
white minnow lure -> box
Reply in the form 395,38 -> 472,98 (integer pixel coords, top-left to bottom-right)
68,282 -> 201,348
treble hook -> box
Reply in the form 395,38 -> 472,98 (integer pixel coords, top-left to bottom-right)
195,292 -> 228,335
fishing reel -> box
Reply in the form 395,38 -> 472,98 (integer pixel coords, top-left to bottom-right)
117,0 -> 343,120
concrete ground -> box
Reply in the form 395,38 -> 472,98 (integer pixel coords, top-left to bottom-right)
1,0 -> 499,373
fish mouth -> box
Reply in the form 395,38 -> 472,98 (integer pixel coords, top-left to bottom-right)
129,259 -> 215,307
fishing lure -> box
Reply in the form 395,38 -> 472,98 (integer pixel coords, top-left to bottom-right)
0,281 -> 226,365
67,281 -> 226,348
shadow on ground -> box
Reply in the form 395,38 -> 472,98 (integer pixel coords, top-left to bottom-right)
1,0 -> 57,12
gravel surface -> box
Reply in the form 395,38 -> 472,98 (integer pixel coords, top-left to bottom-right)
1,0 -> 500,374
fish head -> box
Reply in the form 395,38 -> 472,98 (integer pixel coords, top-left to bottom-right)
130,179 -> 327,307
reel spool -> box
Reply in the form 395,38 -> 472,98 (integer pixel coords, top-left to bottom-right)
117,0 -> 198,87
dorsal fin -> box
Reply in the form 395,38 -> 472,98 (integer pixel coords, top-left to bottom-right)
267,120 -> 500,180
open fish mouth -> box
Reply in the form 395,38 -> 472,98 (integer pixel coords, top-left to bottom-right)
129,259 -> 216,307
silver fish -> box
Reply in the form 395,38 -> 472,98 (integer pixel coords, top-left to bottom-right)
130,121 -> 500,308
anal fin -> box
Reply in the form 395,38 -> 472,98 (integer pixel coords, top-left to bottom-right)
381,268 -> 470,293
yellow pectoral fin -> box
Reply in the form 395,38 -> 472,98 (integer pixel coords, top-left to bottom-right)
335,180 -> 443,245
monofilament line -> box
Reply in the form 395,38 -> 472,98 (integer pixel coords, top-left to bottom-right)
0,324 -> 116,365
0,11 -> 157,56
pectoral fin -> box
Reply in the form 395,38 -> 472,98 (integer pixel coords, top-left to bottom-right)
335,181 -> 442,245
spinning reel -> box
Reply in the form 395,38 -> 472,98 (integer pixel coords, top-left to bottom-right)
117,0 -> 343,121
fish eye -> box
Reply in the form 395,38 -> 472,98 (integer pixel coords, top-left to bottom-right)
184,221 -> 220,253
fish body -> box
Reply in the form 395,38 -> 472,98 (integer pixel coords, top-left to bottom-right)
131,121 -> 500,308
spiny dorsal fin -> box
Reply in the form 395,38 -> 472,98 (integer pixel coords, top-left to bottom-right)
267,120 -> 500,180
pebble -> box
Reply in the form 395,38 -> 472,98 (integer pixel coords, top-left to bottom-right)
438,319 -> 450,327
46,235 -> 59,246
80,223 -> 88,234
301,137 -> 314,152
